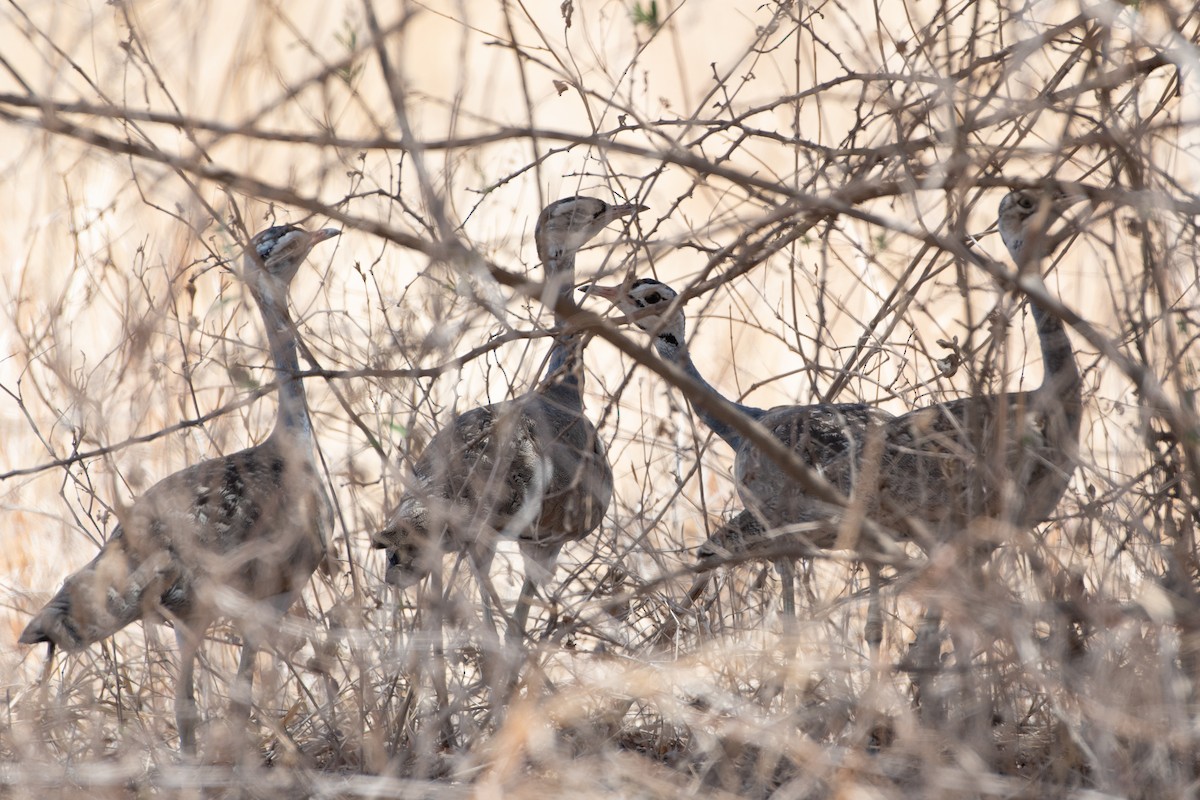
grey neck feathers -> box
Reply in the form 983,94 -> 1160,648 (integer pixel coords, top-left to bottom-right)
650,315 -> 764,449
1006,232 -> 1082,414
254,285 -> 312,440
1029,295 -> 1081,409
540,249 -> 584,403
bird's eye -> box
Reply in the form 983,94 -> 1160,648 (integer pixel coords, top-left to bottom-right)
645,292 -> 662,304
1019,197 -> 1034,210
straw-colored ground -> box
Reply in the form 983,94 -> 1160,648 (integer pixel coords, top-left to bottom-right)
1,1 -> 1198,797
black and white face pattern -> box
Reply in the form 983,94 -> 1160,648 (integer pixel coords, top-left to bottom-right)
536,196 -> 641,263
255,225 -> 307,264
247,225 -> 339,286
588,277 -> 685,347
998,189 -> 1061,258
622,278 -> 679,329
583,276 -> 688,350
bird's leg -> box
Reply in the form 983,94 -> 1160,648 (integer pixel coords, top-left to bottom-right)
654,570 -> 711,642
478,588 -> 498,634
37,641 -> 57,685
906,604 -> 945,721
466,544 -> 505,640
230,593 -> 300,754
945,620 -> 990,756
231,637 -> 259,747
174,626 -> 202,755
509,575 -> 539,646
511,542 -> 562,646
684,572 -> 712,609
23,641 -> 58,748
779,559 -> 796,618
951,556 -> 994,755
467,547 -> 520,722
776,558 -> 797,628
424,567 -> 456,750
498,570 -> 555,714
463,544 -> 509,652
865,562 -> 883,663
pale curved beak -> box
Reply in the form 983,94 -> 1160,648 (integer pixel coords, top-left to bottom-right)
311,228 -> 341,244
577,283 -> 622,302
606,203 -> 648,221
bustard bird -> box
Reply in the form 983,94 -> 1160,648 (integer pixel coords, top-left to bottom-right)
588,189 -> 1081,653
866,189 -> 1083,684
583,278 -> 893,619
861,189 -> 1082,541
372,196 -> 642,641
20,224 -> 339,753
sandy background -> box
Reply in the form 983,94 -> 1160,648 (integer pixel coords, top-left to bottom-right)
0,0 -> 1195,792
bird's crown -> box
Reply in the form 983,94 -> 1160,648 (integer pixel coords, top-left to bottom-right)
998,188 -> 1065,259
586,277 -> 682,335
627,278 -> 677,310
535,196 -> 642,265
246,225 -> 339,286
254,225 -> 306,261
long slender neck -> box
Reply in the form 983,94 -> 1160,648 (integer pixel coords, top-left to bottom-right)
649,324 -> 764,450
1006,225 -> 1083,433
541,251 -> 584,405
253,286 -> 312,441
1030,299 -> 1082,419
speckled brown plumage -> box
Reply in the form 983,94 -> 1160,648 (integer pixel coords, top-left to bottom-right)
20,224 -> 339,751
372,197 -> 640,639
22,441 -> 328,650
708,402 -> 893,557
821,189 -> 1082,547
378,381 -> 612,584
591,190 -> 1082,637
585,278 -> 894,615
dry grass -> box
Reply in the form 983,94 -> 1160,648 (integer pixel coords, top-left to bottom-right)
1,0 -> 1199,797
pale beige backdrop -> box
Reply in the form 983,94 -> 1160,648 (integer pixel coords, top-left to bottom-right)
0,0 -> 1188,732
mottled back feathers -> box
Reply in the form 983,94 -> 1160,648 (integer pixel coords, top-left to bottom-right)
21,224 -> 339,653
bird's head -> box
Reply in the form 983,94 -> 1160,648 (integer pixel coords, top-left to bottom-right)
535,196 -> 645,267
371,515 -> 435,589
245,224 -> 340,295
998,188 -> 1083,266
580,277 -> 688,350
382,539 -> 426,589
